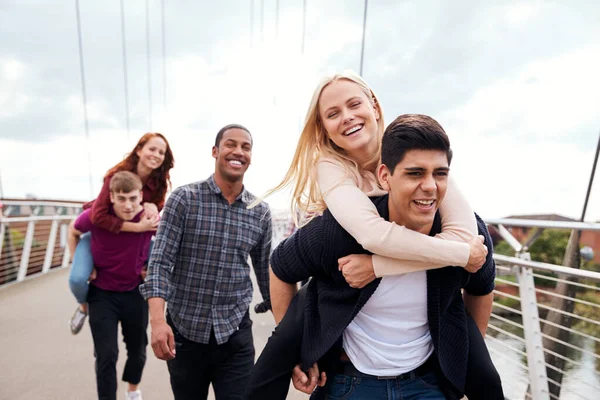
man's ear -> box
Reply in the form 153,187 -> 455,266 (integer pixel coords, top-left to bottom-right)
109,191 -> 115,204
212,146 -> 218,159
139,190 -> 143,203
377,164 -> 391,192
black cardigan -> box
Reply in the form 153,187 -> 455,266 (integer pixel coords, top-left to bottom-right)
271,195 -> 496,399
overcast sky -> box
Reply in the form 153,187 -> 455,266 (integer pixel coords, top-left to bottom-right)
1,0 -> 599,221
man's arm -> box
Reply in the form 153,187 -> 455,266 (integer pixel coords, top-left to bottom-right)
464,292 -> 494,337
139,187 -> 188,360
68,210 -> 93,261
148,297 -> 175,360
463,214 -> 496,337
67,220 -> 82,261
268,217 -> 327,322
249,206 -> 273,305
270,268 -> 298,324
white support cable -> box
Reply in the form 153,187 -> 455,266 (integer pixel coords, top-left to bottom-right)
535,287 -> 600,309
75,0 -> 94,198
275,0 -> 279,39
161,0 -> 167,110
542,346 -> 582,368
496,264 -> 513,272
539,317 -> 600,344
539,332 -> 600,361
250,0 -> 253,47
493,289 -> 522,302
545,380 -> 589,400
558,389 -> 590,400
492,301 -> 523,315
537,303 -> 600,327
487,325 -> 526,343
359,0 -> 368,76
547,392 -> 560,400
487,345 -> 529,372
548,378 -> 562,387
495,277 -> 520,287
545,361 -> 600,393
486,335 -> 528,358
532,272 -> 600,292
145,0 -> 153,131
490,313 -> 525,330
119,0 -> 131,141
259,0 -> 264,42
301,0 -> 306,54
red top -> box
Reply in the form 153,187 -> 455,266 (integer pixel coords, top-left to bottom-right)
75,208 -> 154,292
83,173 -> 162,234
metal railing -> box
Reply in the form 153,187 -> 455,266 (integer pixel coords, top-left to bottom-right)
487,218 -> 600,400
2,202 -> 599,399
0,200 -> 83,286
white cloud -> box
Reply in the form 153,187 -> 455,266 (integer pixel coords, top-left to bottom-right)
1,0 -> 599,225
442,46 -> 600,141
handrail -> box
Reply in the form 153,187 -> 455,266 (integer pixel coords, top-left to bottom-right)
1,215 -> 77,223
1,200 -> 84,208
485,217 -> 600,231
494,254 -> 600,281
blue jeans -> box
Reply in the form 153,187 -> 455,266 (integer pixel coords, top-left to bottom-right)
325,369 -> 445,400
68,233 -> 93,304
68,233 -> 154,305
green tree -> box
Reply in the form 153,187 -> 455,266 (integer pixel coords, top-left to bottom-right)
528,229 -> 570,265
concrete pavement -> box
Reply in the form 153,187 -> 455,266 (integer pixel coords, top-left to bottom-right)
0,267 -> 308,400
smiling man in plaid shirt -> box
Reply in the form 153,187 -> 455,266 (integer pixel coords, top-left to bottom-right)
140,124 -> 272,400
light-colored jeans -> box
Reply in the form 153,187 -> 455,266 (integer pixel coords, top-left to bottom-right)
68,233 -> 93,304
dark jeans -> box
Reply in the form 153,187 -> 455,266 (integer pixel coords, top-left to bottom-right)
167,312 -> 255,400
245,286 -> 504,400
87,285 -> 148,400
326,357 -> 445,399
244,285 -> 306,400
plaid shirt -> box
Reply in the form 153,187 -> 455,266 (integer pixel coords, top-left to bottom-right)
139,175 -> 272,345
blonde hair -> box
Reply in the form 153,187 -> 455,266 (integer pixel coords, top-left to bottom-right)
251,70 -> 385,226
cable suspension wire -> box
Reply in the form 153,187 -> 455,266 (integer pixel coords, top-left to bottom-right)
359,0 -> 368,76
260,0 -> 264,43
145,0 -> 153,131
119,0 -> 131,141
161,0 -> 167,110
75,0 -> 94,198
581,131 -> 600,221
275,0 -> 279,40
301,0 -> 306,55
250,0 -> 254,48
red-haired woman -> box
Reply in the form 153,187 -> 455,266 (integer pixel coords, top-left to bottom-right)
68,133 -> 175,335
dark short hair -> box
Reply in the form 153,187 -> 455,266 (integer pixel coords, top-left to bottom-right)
381,114 -> 452,174
109,171 -> 143,193
214,124 -> 253,147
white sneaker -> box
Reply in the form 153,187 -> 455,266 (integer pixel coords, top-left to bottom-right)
69,306 -> 87,335
125,390 -> 142,400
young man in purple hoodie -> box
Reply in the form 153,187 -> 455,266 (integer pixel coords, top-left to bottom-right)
68,171 -> 154,400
